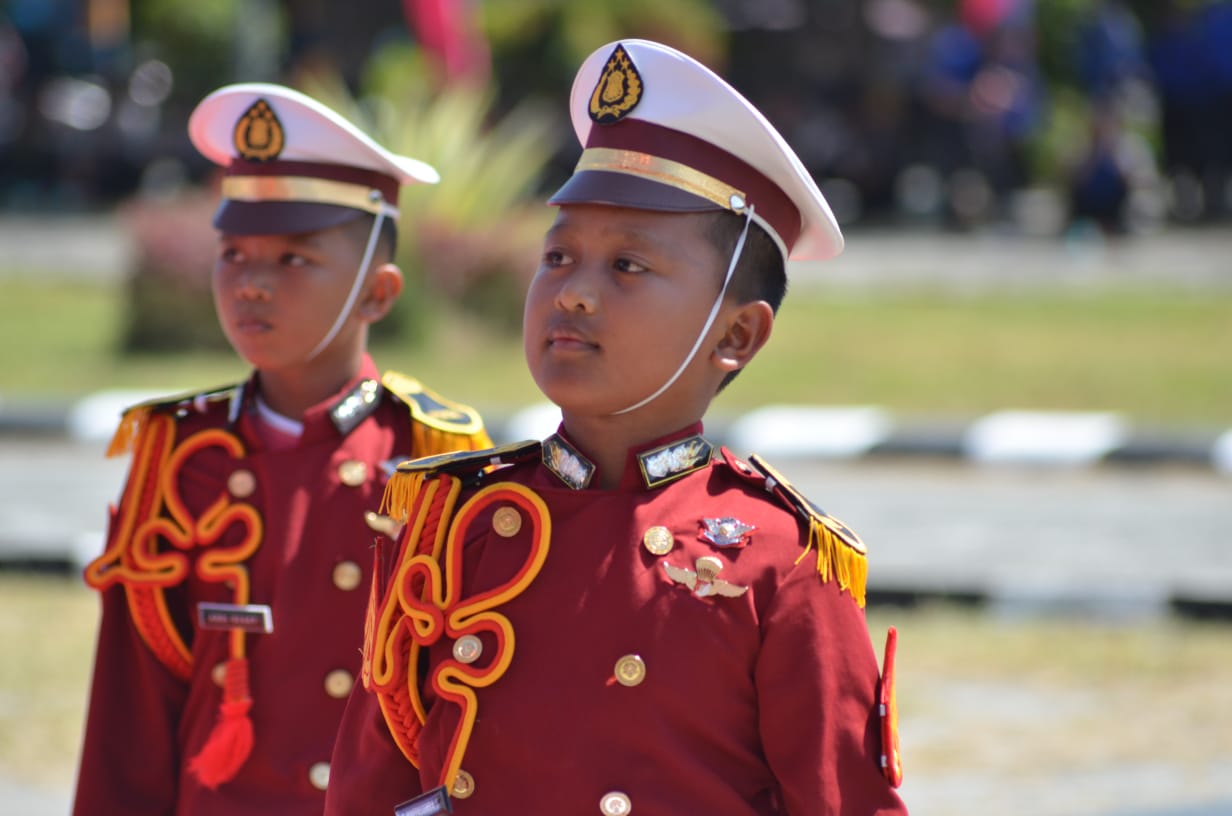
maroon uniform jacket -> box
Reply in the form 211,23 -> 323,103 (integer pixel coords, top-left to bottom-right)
324,424 -> 907,816
73,356 -> 491,815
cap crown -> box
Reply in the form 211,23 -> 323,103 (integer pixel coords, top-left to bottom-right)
190,83 -> 438,185
188,83 -> 438,235
559,40 -> 842,261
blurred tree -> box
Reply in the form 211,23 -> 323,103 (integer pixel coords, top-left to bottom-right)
476,0 -> 724,137
301,42 -> 561,336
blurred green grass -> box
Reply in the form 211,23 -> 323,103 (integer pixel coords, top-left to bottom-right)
2,276 -> 1229,424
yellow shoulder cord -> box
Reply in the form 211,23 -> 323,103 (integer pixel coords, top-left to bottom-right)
365,470 -> 551,794
85,415 -> 264,788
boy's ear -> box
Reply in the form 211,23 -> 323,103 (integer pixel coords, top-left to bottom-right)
712,300 -> 774,373
356,263 -> 404,323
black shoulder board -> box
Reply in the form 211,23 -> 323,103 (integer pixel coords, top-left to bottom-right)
394,439 -> 541,479
382,371 -> 486,436
123,383 -> 240,418
747,453 -> 866,555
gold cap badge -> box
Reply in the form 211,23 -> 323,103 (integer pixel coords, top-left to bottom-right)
233,98 -> 285,162
589,44 -> 643,124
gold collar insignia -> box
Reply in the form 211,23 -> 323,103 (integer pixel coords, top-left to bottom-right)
329,378 -> 381,435
636,435 -> 713,489
542,434 -> 595,490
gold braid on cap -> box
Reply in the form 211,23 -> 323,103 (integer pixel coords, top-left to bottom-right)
574,147 -> 746,211
220,176 -> 397,216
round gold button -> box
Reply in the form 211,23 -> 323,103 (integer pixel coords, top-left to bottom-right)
227,469 -> 256,498
332,561 -> 362,592
324,669 -> 354,699
308,761 -> 331,791
451,768 -> 475,799
210,661 -> 227,687
641,526 -> 674,556
453,634 -> 483,664
614,654 -> 645,688
491,506 -> 522,537
600,791 -> 632,815
337,460 -> 369,487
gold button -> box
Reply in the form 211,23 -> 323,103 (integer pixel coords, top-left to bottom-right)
614,654 -> 645,688
451,768 -> 475,799
210,661 -> 227,687
453,634 -> 483,664
338,459 -> 369,487
491,506 -> 522,537
600,791 -> 632,815
642,526 -> 674,556
227,469 -> 255,498
332,561 -> 362,591
308,761 -> 330,791
324,669 -> 354,699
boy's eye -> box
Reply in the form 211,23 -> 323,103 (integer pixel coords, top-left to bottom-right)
614,257 -> 647,274
543,249 -> 573,267
281,253 -> 309,267
219,246 -> 244,264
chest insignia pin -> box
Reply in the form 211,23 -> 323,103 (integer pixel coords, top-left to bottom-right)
700,517 -> 756,548
664,556 -> 748,599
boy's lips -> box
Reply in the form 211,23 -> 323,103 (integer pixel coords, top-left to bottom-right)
546,325 -> 597,352
234,315 -> 273,333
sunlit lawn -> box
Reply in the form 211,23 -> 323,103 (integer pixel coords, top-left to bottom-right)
1,276 -> 1230,425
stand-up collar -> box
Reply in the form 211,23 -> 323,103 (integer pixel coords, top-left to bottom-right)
542,422 -> 712,492
235,355 -> 384,446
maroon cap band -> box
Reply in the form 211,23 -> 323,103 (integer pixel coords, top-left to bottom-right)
577,118 -> 802,251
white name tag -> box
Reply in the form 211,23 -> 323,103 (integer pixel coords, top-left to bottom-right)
196,602 -> 274,634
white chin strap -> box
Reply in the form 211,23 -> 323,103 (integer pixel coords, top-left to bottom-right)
305,201 -> 398,362
611,204 -> 755,416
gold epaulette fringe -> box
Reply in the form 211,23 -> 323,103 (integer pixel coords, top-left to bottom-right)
106,405 -> 153,458
380,470 -> 428,524
796,517 -> 868,608
410,419 -> 493,460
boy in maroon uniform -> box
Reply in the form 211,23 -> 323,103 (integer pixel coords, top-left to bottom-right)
73,84 -> 491,814
325,40 -> 906,815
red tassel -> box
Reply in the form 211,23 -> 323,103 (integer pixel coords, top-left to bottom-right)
879,627 -> 903,788
188,657 -> 255,789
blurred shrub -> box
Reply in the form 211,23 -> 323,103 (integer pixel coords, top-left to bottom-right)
303,43 -> 560,337
119,188 -> 227,353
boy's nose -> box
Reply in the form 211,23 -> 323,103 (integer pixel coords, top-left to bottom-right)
554,266 -> 598,314
235,264 -> 275,300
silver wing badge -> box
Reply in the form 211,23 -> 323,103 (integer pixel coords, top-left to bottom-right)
663,556 -> 748,599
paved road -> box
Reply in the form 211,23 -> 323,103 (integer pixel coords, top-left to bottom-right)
4,438 -> 1228,611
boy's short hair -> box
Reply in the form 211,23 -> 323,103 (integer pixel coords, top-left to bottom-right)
703,212 -> 785,390
704,212 -> 786,314
345,214 -> 399,263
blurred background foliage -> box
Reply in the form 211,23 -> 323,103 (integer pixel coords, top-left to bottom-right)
2,0 -> 1230,354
